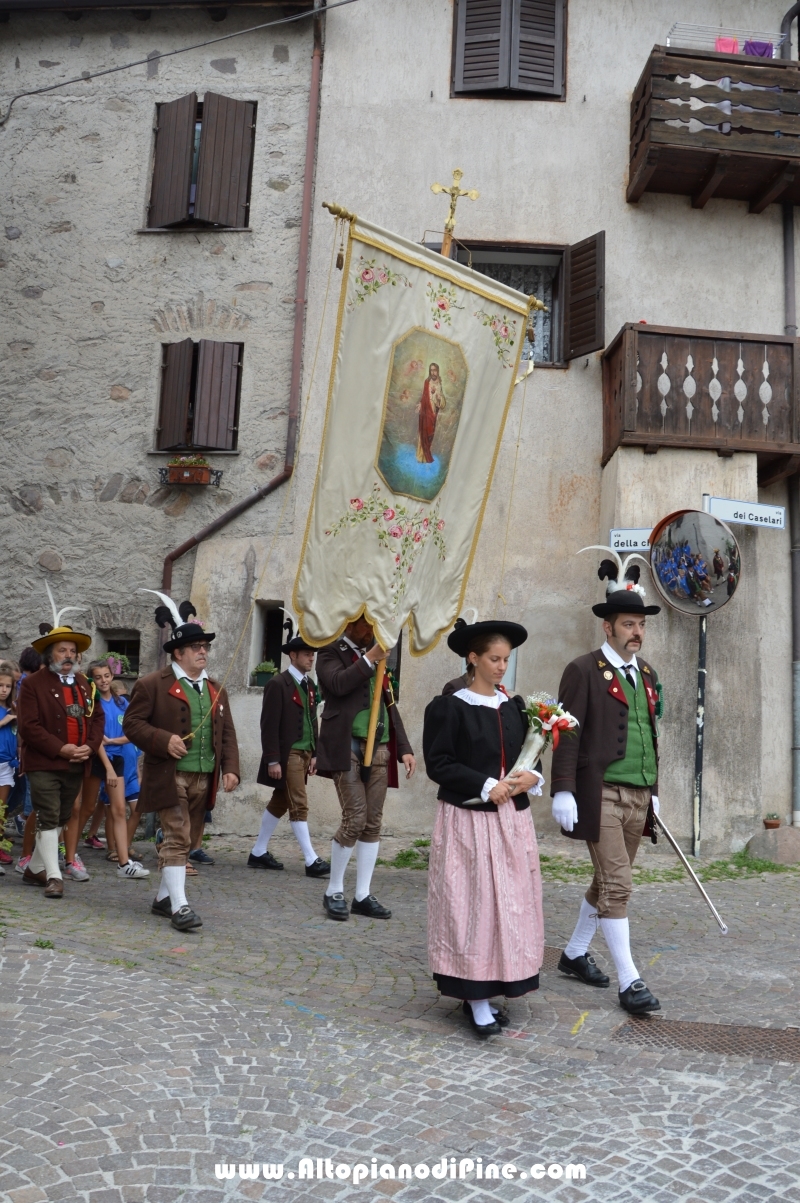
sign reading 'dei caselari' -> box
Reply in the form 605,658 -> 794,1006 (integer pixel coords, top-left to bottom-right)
294,212 -> 541,654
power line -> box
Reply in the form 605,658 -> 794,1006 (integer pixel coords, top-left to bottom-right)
0,0 -> 359,127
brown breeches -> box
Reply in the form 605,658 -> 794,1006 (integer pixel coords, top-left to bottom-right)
158,771 -> 210,868
266,749 -> 312,822
332,742 -> 390,848
585,783 -> 651,919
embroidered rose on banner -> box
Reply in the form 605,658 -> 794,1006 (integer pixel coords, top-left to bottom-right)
349,256 -> 411,308
426,281 -> 464,329
474,308 -> 519,367
325,483 -> 446,610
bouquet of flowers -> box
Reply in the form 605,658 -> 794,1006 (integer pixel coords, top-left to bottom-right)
508,692 -> 580,777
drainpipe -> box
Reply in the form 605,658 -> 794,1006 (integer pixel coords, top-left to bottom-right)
782,7 -> 800,824
161,9 -> 324,597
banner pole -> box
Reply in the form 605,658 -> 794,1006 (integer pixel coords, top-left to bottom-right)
361,658 -> 386,782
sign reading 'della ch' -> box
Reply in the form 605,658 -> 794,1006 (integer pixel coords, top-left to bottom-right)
707,497 -> 786,530
610,528 -> 652,551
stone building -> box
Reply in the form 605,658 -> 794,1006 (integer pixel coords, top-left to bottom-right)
3,0 -> 799,854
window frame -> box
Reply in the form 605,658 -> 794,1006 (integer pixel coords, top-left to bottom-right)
155,338 -> 244,452
451,0 -> 568,102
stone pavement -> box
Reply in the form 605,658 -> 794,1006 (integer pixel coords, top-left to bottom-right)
1,829 -> 799,1201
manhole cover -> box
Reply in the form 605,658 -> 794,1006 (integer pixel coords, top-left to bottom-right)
613,1018 -> 800,1062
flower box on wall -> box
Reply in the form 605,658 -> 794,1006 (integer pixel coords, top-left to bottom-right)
159,457 -> 223,487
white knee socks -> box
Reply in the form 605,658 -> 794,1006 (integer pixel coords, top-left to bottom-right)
325,840 -> 353,896
158,865 -> 188,911
290,820 -> 318,867
31,828 -> 61,881
252,810 -> 280,857
354,840 -> 379,901
469,1000 -> 495,1026
599,916 -> 639,992
564,897 -> 599,959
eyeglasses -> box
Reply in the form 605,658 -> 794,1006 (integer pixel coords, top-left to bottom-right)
187,643 -> 211,652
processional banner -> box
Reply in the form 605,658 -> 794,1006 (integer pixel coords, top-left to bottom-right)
294,214 -> 533,654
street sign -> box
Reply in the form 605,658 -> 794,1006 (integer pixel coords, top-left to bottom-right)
707,496 -> 785,530
609,528 -> 651,551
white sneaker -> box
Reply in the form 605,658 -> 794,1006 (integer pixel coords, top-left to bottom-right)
65,861 -> 90,882
118,861 -> 150,879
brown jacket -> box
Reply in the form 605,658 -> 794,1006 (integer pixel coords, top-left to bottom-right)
550,649 -> 659,844
17,666 -> 105,775
315,640 -> 413,785
442,673 -> 469,696
123,667 -> 240,813
257,669 -> 319,785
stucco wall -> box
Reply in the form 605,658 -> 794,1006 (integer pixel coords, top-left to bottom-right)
198,0 -> 797,851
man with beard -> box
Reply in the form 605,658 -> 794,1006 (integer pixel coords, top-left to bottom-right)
17,621 -> 105,898
550,585 -> 663,1015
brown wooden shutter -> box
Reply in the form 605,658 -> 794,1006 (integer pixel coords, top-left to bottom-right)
148,93 -> 196,228
157,339 -> 194,450
194,93 -> 256,228
564,231 -> 605,360
454,0 -> 512,93
510,0 -> 565,95
192,340 -> 242,450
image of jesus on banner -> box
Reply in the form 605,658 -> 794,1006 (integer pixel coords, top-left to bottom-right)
416,363 -> 446,464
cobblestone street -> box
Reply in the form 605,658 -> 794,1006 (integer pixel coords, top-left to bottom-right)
1,829 -> 799,1201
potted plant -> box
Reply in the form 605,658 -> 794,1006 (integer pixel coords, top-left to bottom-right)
167,454 -> 212,485
105,653 -> 131,677
763,813 -> 781,830
251,660 -> 277,687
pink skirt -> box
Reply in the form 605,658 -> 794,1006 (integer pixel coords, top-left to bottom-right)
427,800 -> 545,999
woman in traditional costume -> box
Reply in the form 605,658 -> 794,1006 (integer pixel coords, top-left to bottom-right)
423,619 -> 545,1038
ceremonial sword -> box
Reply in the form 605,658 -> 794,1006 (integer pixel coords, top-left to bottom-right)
653,813 -> 729,934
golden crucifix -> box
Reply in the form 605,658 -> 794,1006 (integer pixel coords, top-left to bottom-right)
431,168 -> 479,259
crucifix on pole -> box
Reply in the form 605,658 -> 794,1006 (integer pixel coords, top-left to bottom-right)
431,168 -> 479,259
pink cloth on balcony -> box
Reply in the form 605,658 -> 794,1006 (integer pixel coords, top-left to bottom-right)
715,37 -> 739,54
743,41 -> 773,58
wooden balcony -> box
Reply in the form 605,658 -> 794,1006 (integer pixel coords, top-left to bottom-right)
628,46 -> 800,211
602,323 -> 800,486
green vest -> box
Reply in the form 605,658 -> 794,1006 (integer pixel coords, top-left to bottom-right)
352,674 -> 389,743
292,680 -> 315,752
603,669 -> 657,787
177,679 -> 216,773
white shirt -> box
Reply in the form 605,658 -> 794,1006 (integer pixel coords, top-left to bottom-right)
601,640 -> 639,687
453,687 -> 543,801
342,635 -> 375,670
172,662 -> 208,690
287,664 -> 307,687
49,665 -> 75,685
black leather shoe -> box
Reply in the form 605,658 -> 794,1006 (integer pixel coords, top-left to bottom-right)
464,1004 -> 501,1039
351,894 -> 391,919
462,1001 -> 509,1028
558,951 -> 610,988
305,858 -> 331,878
323,892 -> 349,921
248,851 -> 284,870
619,979 -> 661,1014
171,904 -> 203,931
151,896 -> 173,918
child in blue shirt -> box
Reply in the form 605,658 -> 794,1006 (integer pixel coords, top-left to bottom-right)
0,667 -> 18,869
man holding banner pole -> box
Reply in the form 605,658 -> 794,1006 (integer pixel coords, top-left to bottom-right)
315,617 -> 415,921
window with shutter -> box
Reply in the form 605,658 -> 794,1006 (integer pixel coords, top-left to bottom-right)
157,339 -> 194,450
453,0 -> 566,98
511,0 -> 565,96
156,339 -> 243,450
148,93 -> 197,229
195,93 -> 256,228
147,92 -> 256,229
192,340 -> 242,450
564,231 -> 605,360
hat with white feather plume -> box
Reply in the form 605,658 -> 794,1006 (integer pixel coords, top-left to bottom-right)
577,545 -> 661,618
138,589 -> 216,653
31,583 -> 92,654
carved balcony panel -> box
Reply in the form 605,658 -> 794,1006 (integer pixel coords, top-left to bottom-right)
602,324 -> 800,486
629,47 -> 800,211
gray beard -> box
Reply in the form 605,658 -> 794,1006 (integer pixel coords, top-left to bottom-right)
49,661 -> 74,676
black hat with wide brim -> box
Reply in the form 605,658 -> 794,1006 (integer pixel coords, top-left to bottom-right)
447,618 -> 528,658
282,635 -> 315,654
592,590 -> 661,619
163,622 -> 216,653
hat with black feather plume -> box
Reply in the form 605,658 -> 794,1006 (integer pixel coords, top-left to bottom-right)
139,590 -> 216,652
281,612 -> 314,655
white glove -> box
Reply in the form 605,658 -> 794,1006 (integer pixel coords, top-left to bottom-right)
651,795 -> 660,816
552,790 -> 578,832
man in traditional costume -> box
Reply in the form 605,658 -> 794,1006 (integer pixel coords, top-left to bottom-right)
416,362 -> 446,463
123,594 -> 240,931
551,581 -> 662,1015
316,616 -> 415,921
17,603 -> 106,899
248,625 -> 329,877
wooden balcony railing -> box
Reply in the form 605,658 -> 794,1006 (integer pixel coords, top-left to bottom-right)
628,46 -> 800,211
602,323 -> 800,486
